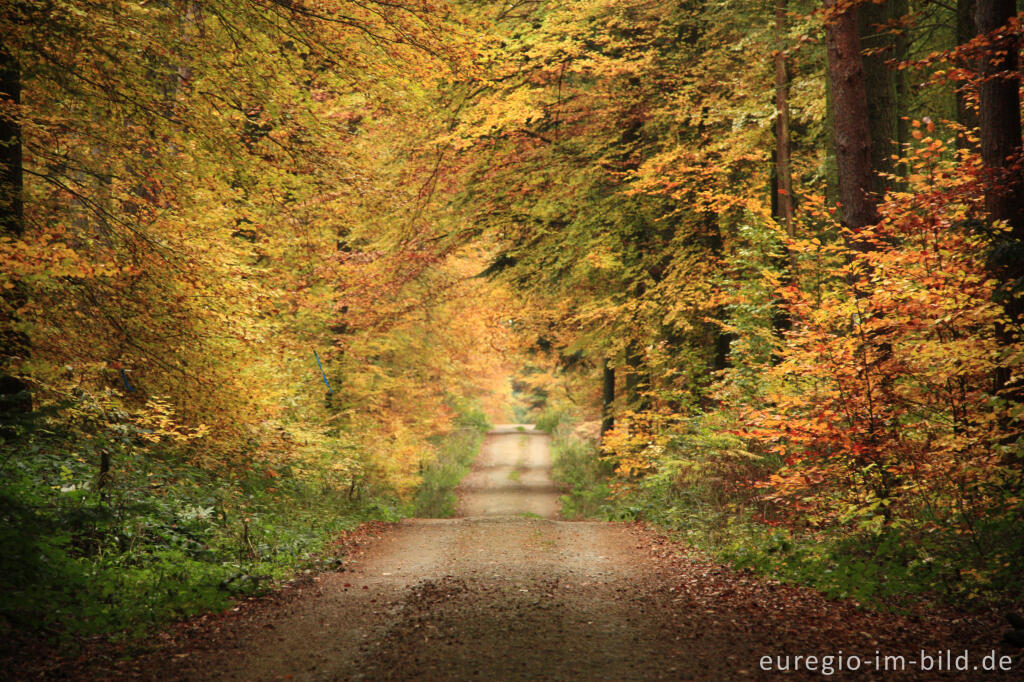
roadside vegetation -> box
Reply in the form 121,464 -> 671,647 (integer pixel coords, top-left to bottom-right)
413,411 -> 491,518
494,0 -> 1024,616
0,401 -> 489,644
2,0 -> 509,649
542,411 -> 1023,609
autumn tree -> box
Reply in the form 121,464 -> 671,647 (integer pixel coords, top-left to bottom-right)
0,0 -> 510,496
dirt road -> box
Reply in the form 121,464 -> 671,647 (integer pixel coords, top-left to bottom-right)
195,425 -> 693,680
104,427 -> 1017,680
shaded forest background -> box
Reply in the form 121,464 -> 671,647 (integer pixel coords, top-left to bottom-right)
1,0 -> 1022,642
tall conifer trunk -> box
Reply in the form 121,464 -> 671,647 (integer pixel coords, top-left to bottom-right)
975,0 -> 1023,233
600,359 -> 615,439
858,0 -> 906,193
0,45 -> 30,423
774,0 -> 795,238
974,0 -> 1024,418
823,0 -> 879,234
0,49 -> 22,239
823,0 -> 892,473
956,0 -> 980,148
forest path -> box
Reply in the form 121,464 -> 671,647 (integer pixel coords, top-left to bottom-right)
119,427 -> 1013,680
189,426 -> 697,680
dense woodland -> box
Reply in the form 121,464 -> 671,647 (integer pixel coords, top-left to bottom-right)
1,0 -> 1023,641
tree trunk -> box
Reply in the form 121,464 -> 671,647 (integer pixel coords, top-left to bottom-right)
712,329 -> 732,372
702,211 -> 734,372
0,48 -> 23,238
956,0 -> 980,147
975,0 -> 1024,416
600,358 -> 615,438
771,0 -> 796,347
624,341 -> 648,409
774,0 -> 795,238
824,0 -> 890,452
858,0 -> 904,193
0,45 -> 30,426
98,448 -> 111,504
975,0 -> 1023,234
823,0 -> 879,234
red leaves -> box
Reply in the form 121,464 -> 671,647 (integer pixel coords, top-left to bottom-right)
750,142 -> 1020,533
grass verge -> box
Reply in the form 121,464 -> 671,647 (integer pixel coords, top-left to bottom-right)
412,427 -> 487,518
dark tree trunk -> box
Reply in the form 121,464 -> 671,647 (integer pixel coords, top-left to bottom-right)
771,0 -> 796,348
975,0 -> 1024,414
98,449 -> 111,504
702,211 -> 734,372
624,341 -> 648,409
600,359 -> 615,438
975,0 -> 1023,234
774,0 -> 795,238
712,330 -> 732,372
0,48 -> 22,238
0,45 -> 30,426
823,0 -> 880,234
824,0 -> 891,450
858,0 -> 905,193
956,0 -> 980,147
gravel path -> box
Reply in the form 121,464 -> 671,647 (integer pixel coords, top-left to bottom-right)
194,425 -> 687,680
36,426 -> 1020,680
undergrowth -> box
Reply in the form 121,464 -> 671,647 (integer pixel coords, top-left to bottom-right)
0,401 -> 489,646
545,414 -> 1024,609
412,408 -> 489,517
0,448 -> 391,646
550,435 -> 616,520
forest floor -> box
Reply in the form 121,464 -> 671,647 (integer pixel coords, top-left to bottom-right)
12,426 -> 1022,680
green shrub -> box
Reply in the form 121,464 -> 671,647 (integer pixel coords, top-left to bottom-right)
0,431 -> 381,641
549,435 -> 621,520
533,407 -> 569,435
542,411 -> 1023,607
413,428 -> 485,518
